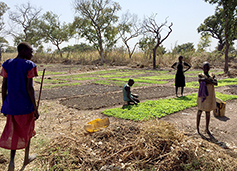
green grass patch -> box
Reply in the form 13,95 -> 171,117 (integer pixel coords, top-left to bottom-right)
38,71 -> 67,76
185,70 -> 224,78
93,80 -> 125,86
53,73 -> 92,79
98,72 -> 139,78
185,70 -> 218,75
92,69 -> 124,74
215,71 -> 225,75
138,75 -> 174,80
34,78 -> 69,84
185,70 -> 200,74
95,69 -> 167,74
44,82 -> 81,89
96,69 -> 168,78
98,73 -> 133,78
50,69 -> 169,80
53,74 -> 99,81
186,78 -> 237,88
186,81 -> 200,88
73,77 -> 98,81
217,78 -> 237,87
102,92 -> 237,121
109,78 -> 168,84
93,80 -> 152,87
215,92 -> 237,101
97,70 -> 153,78
138,74 -> 196,81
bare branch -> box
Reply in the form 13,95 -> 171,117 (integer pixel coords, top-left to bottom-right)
8,2 -> 42,44
142,14 -> 173,69
118,11 -> 142,58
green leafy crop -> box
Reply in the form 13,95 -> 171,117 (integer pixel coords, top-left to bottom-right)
102,92 -> 237,121
109,78 -> 167,84
186,78 -> 237,88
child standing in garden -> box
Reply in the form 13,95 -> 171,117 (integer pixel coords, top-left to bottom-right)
0,42 -> 39,171
196,62 -> 217,135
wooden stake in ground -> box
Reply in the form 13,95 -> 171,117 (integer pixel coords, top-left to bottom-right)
37,69 -> 46,108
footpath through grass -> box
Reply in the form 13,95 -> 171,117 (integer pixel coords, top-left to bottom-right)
102,92 -> 237,121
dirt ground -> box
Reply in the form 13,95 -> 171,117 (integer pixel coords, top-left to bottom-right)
33,65 -> 237,150
0,64 -> 237,170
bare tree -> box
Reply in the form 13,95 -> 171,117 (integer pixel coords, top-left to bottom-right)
118,11 -> 142,58
143,14 -> 173,69
8,2 -> 42,46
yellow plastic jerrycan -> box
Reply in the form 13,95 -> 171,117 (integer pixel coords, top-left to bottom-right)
84,118 -> 110,133
214,98 -> 226,117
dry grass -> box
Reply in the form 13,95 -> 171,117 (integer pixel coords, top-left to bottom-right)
36,120 -> 237,170
2,49 -> 232,70
0,152 -> 8,170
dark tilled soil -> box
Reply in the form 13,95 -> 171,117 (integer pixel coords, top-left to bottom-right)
224,85 -> 237,95
36,84 -> 121,100
55,85 -> 196,110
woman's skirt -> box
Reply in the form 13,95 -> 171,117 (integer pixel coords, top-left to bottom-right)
0,112 -> 35,150
175,74 -> 185,87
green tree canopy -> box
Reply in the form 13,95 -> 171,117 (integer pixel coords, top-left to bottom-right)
139,37 -> 155,59
197,7 -> 236,51
61,43 -> 95,53
73,0 -> 121,64
173,42 -> 195,53
204,0 -> 237,73
5,46 -> 17,53
139,37 -> 166,59
37,11 -> 75,58
197,33 -> 211,52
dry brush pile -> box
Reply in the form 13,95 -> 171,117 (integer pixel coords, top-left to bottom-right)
37,120 -> 237,171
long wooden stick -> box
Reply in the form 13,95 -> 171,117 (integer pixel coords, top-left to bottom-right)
37,68 -> 46,108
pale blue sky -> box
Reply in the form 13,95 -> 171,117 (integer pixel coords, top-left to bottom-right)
3,0 -> 220,51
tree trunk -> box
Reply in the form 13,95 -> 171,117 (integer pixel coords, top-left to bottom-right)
217,42 -> 225,52
153,48 -> 156,69
99,39 -> 104,64
224,42 -> 229,74
153,43 -> 160,69
100,48 -> 104,64
57,45 -> 63,58
0,47 -> 2,62
223,5 -> 229,74
124,42 -> 132,58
